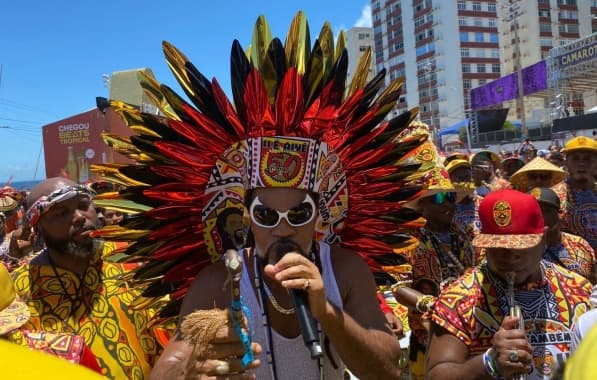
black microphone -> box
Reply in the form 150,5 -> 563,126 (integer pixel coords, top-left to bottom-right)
274,241 -> 323,359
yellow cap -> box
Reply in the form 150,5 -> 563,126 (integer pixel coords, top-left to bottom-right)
562,136 -> 597,154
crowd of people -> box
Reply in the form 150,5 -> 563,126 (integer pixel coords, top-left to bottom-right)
1,11 -> 597,380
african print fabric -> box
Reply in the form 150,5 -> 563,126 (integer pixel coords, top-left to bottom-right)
544,232 -> 595,281
11,241 -> 163,380
411,222 -> 476,291
6,329 -> 101,372
552,181 -> 597,249
433,261 -> 591,379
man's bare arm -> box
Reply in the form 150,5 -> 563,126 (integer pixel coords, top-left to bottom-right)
317,249 -> 401,380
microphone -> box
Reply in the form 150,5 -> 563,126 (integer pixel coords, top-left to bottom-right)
274,241 -> 323,359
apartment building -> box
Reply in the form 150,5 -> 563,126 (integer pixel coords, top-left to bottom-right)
372,0 -> 502,133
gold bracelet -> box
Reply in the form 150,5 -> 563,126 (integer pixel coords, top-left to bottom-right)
415,295 -> 435,313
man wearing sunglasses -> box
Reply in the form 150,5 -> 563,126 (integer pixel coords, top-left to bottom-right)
393,168 -> 476,379
509,157 -> 567,192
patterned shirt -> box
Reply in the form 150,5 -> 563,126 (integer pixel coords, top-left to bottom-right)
11,242 -> 162,380
544,232 -> 595,281
433,261 -> 591,379
411,222 -> 476,291
552,181 -> 597,249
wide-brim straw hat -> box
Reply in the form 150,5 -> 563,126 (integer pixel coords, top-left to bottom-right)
0,196 -> 17,212
471,150 -> 502,169
403,167 -> 473,212
509,157 -> 567,190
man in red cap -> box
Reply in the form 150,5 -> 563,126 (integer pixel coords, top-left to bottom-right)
426,189 -> 591,380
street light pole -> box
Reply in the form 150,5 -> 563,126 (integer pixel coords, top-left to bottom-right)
506,1 -> 528,138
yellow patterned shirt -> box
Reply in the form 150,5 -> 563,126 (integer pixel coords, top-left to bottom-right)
432,261 -> 591,378
11,242 -> 159,380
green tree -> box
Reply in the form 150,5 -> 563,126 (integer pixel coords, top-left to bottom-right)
502,121 -> 517,131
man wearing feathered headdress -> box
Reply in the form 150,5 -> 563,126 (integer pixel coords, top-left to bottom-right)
91,11 -> 442,379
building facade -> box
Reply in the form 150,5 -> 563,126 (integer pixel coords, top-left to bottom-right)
371,0 -> 501,137
498,0 -> 596,125
345,26 -> 376,84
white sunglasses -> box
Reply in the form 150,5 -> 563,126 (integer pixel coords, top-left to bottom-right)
249,194 -> 316,228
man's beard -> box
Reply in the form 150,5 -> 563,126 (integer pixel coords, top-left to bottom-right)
43,225 -> 98,259
264,238 -> 304,264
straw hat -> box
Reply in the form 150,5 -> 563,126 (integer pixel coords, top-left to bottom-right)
444,153 -> 471,174
0,264 -> 30,335
0,196 -> 17,213
403,167 -> 473,212
509,157 -> 567,191
471,150 -> 502,169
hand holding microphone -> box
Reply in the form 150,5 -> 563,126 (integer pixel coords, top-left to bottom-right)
263,240 -> 323,359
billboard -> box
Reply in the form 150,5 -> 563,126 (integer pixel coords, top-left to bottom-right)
42,108 -> 133,181
470,61 -> 548,110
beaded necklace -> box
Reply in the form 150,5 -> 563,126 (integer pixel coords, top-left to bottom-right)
251,248 -> 323,380
421,227 -> 466,276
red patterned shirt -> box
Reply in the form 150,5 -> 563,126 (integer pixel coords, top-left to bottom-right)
544,232 -> 595,281
432,261 -> 591,379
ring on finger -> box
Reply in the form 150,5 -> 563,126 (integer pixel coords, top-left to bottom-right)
304,279 -> 310,290
508,349 -> 519,363
214,360 -> 230,375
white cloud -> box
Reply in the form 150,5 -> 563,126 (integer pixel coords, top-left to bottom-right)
354,4 -> 372,27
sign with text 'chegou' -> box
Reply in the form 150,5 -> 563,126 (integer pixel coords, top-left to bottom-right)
42,108 -> 132,182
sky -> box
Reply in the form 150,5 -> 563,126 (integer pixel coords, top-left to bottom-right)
0,1 -> 372,182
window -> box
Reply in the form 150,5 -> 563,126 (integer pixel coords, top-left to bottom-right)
359,45 -> 368,52
492,63 -> 500,73
477,64 -> 486,73
463,79 -> 472,89
459,17 -> 467,26
462,63 -> 471,72
559,10 -> 579,19
475,32 -> 484,42
358,33 -> 369,40
559,24 -> 579,33
489,33 -> 499,43
474,18 -> 483,27
540,23 -> 552,33
472,2 -> 482,11
415,16 -> 425,27
540,38 -> 553,47
488,19 -> 497,28
461,48 -> 470,57
457,1 -> 466,10
538,10 -> 551,18
488,3 -> 496,12
460,32 -> 469,42
478,79 -> 487,86
490,49 -> 499,58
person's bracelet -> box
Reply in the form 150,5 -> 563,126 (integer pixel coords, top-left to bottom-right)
415,295 -> 435,313
482,347 -> 501,379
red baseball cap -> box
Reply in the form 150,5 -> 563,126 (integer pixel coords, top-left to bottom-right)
473,189 -> 545,249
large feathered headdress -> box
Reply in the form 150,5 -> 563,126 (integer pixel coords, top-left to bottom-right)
91,11 -> 433,318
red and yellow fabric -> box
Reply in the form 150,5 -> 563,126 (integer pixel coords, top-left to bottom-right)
552,180 -> 597,250
7,329 -> 102,373
549,232 -> 595,281
433,261 -> 591,378
411,223 -> 476,290
11,242 -> 166,380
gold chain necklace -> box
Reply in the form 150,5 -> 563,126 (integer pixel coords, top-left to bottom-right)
253,253 -> 295,315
